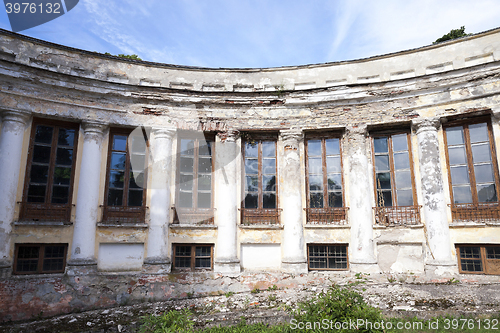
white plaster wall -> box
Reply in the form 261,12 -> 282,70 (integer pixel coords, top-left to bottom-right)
377,243 -> 424,273
97,243 -> 145,271
240,244 -> 281,271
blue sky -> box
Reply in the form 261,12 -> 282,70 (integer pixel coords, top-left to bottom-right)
0,0 -> 499,68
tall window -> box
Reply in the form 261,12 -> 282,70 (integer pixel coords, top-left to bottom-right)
175,135 -> 214,224
373,133 -> 416,207
21,120 -> 79,222
103,129 -> 148,223
444,120 -> 500,205
242,137 -> 278,224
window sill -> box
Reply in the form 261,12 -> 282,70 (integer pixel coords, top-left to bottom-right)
97,222 -> 148,228
305,223 -> 350,229
14,220 -> 72,227
11,272 -> 65,279
373,224 -> 424,229
169,224 -> 217,229
239,224 -> 283,230
449,222 -> 488,228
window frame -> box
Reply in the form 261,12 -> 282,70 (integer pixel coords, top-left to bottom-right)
456,244 -> 500,275
103,128 -> 149,224
443,117 -> 500,206
307,244 -> 349,271
172,243 -> 214,271
20,118 -> 80,222
13,243 -> 68,275
371,130 -> 417,207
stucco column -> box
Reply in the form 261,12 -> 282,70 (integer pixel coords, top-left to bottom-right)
0,109 -> 31,278
143,126 -> 175,274
280,129 -> 307,273
345,125 -> 380,273
412,118 -> 457,277
67,121 -> 107,275
214,130 -> 241,274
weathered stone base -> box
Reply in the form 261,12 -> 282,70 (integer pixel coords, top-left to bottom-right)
142,259 -> 172,275
65,259 -> 98,276
425,260 -> 459,279
281,261 -> 308,274
350,262 -> 382,274
214,259 -> 241,275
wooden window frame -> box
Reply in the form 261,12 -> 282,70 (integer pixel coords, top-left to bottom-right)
103,128 -> 149,224
443,117 -> 500,207
241,134 -> 280,224
174,133 -> 215,224
13,243 -> 68,275
172,244 -> 213,271
20,118 -> 79,222
307,244 -> 349,271
456,244 -> 500,275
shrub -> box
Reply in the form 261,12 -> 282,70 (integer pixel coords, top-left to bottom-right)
139,309 -> 194,333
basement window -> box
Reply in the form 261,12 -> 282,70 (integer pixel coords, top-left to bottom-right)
172,244 -> 213,271
307,244 -> 348,271
14,243 -> 68,275
457,244 -> 500,275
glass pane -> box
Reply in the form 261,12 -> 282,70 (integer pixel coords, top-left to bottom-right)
487,247 -> 500,259
471,143 -> 492,163
263,193 -> 276,209
309,257 -> 327,269
396,189 -> 413,206
129,172 -> 145,189
35,125 -> 53,144
196,246 -> 211,257
326,156 -> 341,173
43,258 -> 63,272
180,174 -> 193,191
113,135 -> 127,151
446,127 -> 464,145
309,245 -> 326,256
392,134 -> 408,152
376,172 -> 391,189
393,152 -> 410,170
245,159 -> 258,174
197,192 -> 211,208
461,260 -> 483,272
328,191 -> 343,207
374,137 -> 388,153
327,174 -> 342,191
477,184 -> 497,202
111,153 -> 126,170
263,175 -> 276,192
469,123 -> 488,143
176,246 -> 191,256
308,157 -> 322,174
130,154 -> 146,171
375,155 -> 390,172
131,135 -> 146,153
30,165 -> 49,184
195,258 -> 211,268
109,171 -> 124,188
325,138 -> 340,155
450,166 -> 470,185
460,246 -> 481,258
175,257 -> 191,268
179,192 -> 193,208
309,175 -> 323,191
244,193 -> 258,208
448,146 -> 467,165
307,140 -> 321,156
309,192 -> 323,208
328,258 -> 347,269
245,176 -> 258,192
245,142 -> 258,157
262,159 -> 276,175
262,141 -> 275,157
180,157 -> 193,173
198,174 -> 211,191
377,190 -> 392,207
53,167 -> 71,185
107,189 -> 123,206
128,189 -> 143,206
58,128 -> 75,146
474,164 -> 495,183
56,148 -> 73,166
33,145 -> 51,164
395,170 -> 411,189
45,245 -> 65,258
199,141 -> 212,156
452,186 -> 472,203
198,157 -> 212,173
180,139 -> 195,155
18,246 -> 39,259
27,185 -> 46,202
17,259 -> 39,272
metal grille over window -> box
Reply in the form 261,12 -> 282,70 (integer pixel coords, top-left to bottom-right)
445,120 -> 500,223
14,244 -> 67,274
308,245 -> 348,270
373,132 -> 419,226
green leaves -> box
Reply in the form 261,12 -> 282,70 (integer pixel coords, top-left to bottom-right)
433,26 -> 471,44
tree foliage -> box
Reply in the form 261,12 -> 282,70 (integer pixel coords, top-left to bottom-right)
104,52 -> 142,60
433,26 -> 470,44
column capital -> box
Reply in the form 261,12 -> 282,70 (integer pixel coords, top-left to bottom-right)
1,108 -> 31,125
411,117 -> 441,135
491,108 -> 500,122
217,129 -> 239,142
280,128 -> 303,150
152,126 -> 176,139
81,121 -> 107,141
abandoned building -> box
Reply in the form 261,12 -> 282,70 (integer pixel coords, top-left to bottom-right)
1,27 -> 500,320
